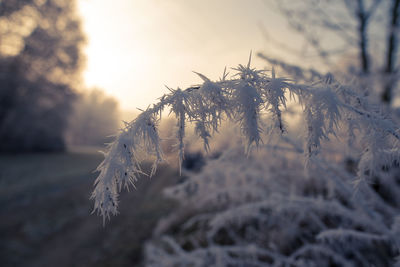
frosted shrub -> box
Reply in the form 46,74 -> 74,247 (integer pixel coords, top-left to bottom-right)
91,55 -> 400,265
145,148 -> 400,266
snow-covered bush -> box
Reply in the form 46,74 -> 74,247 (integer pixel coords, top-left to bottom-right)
91,55 -> 400,265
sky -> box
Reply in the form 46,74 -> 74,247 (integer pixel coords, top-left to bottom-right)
77,0 -> 298,110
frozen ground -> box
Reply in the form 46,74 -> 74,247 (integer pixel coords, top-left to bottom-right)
0,148 -> 179,267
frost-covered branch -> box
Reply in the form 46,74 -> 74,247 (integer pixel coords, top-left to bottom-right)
92,55 -> 400,222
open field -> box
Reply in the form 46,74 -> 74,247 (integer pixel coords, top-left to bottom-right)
0,148 -> 179,267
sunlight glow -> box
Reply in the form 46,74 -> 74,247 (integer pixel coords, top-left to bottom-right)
78,0 -> 292,110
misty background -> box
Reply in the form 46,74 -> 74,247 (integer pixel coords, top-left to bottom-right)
1,0 -> 399,266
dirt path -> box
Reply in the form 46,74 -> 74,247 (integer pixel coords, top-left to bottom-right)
0,150 -> 179,267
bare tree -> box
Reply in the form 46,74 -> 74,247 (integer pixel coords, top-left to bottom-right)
382,0 -> 400,103
268,0 -> 399,104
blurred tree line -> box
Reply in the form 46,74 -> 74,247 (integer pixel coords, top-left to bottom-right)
66,89 -> 119,147
0,0 -> 119,152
